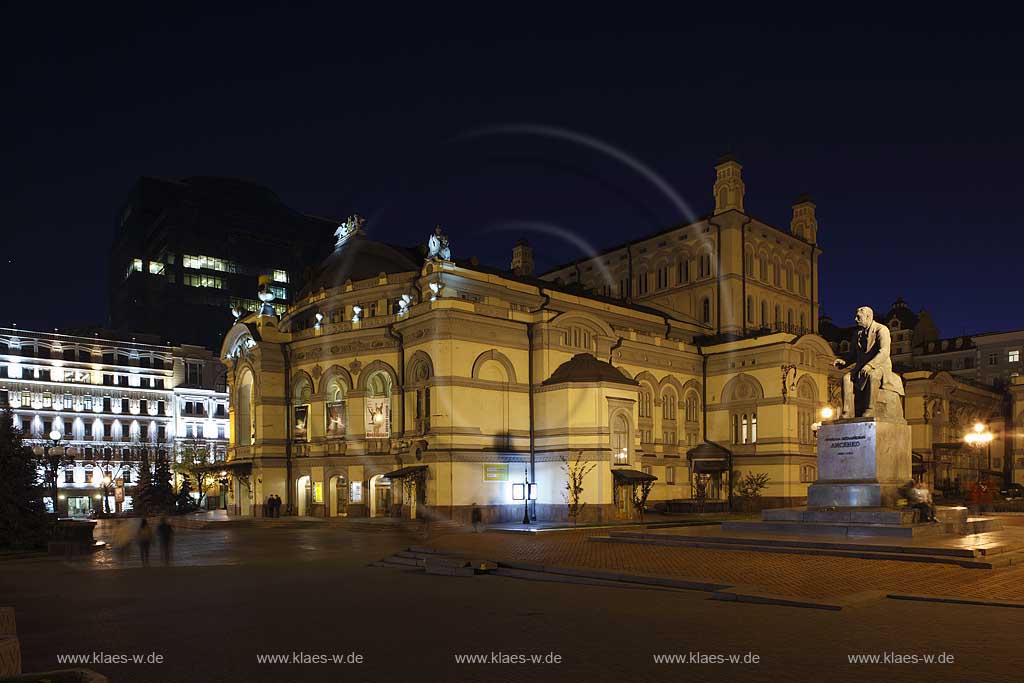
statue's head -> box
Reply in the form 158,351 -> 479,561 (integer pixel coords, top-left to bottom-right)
855,306 -> 874,328
434,224 -> 443,235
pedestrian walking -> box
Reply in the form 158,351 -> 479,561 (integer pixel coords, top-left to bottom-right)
156,516 -> 174,564
471,502 -> 483,533
113,519 -> 136,562
265,495 -> 273,518
273,494 -> 282,517
136,518 -> 154,565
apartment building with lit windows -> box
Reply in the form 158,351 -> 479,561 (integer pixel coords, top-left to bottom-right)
0,327 -> 229,517
109,176 -> 336,351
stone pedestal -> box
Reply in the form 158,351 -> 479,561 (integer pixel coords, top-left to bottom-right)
807,417 -> 911,508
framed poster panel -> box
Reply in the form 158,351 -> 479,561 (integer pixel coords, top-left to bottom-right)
325,400 -> 347,438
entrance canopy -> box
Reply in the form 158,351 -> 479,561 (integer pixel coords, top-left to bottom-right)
686,441 -> 731,473
382,464 -> 428,480
611,469 -> 657,483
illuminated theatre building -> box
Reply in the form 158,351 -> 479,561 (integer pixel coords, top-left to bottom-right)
0,328 -> 230,517
221,158 -> 838,521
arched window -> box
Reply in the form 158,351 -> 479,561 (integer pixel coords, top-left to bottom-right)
677,259 -> 690,284
745,250 -> 754,275
786,265 -> 793,290
760,301 -> 767,326
639,388 -> 653,419
702,298 -> 711,323
774,304 -> 782,329
684,392 -> 699,422
746,296 -> 754,323
759,254 -> 769,282
800,312 -> 807,332
662,390 -> 677,420
787,309 -> 794,329
773,259 -> 781,287
236,370 -> 254,447
612,414 -> 630,463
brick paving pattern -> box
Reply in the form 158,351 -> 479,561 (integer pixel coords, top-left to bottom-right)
428,528 -> 1024,601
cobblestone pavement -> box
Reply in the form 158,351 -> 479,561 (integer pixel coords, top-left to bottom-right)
427,526 -> 1024,602
3,526 -> 1022,682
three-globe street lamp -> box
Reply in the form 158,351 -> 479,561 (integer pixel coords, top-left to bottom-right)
31,429 -> 76,517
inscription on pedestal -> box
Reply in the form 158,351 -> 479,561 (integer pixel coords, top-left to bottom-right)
819,422 -> 876,481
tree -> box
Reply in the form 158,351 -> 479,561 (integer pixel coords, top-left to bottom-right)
735,470 -> 770,514
630,479 -> 656,521
0,407 -> 49,549
560,451 -> 596,525
150,449 -> 175,513
174,437 -> 218,510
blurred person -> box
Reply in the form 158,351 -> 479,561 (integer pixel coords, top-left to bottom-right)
136,518 -> 154,565
471,502 -> 482,533
157,516 -> 174,564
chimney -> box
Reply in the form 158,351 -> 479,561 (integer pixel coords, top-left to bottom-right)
790,194 -> 818,244
713,154 -> 745,215
510,238 -> 534,277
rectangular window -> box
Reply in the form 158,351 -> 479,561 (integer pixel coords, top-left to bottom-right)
158,425 -> 166,441
43,393 -> 52,408
269,285 -> 287,299
186,362 -> 203,386
64,469 -> 74,483
148,261 -> 165,275
184,273 -> 226,289
273,269 -> 289,283
988,353 -> 999,366
1009,350 -> 1020,363
140,399 -> 148,414
666,466 -> 676,485
84,396 -> 93,410
64,394 -> 72,409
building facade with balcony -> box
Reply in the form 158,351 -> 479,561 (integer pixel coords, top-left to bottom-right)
0,327 -> 229,516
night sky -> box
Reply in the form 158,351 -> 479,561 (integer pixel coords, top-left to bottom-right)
9,9 -> 1022,338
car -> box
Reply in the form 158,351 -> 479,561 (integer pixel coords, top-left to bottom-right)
1000,483 -> 1024,500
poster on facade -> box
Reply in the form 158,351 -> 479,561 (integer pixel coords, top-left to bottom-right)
365,398 -> 390,439
293,405 -> 309,441
325,400 -> 347,438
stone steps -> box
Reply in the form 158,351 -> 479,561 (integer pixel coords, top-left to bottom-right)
591,533 -> 1019,568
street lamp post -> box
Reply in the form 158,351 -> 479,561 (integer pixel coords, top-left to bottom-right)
963,422 -> 994,485
31,429 -> 76,518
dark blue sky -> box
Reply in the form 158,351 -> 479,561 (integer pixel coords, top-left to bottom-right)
9,8 -> 1022,336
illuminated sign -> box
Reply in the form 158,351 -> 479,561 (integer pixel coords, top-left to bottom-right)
484,463 -> 508,481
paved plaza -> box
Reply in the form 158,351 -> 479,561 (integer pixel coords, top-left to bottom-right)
1,522 -> 1022,682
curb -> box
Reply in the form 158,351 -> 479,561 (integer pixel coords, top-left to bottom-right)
887,593 -> 1024,609
710,589 -> 843,611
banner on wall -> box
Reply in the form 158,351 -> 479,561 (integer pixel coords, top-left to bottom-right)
293,405 -> 309,442
325,401 -> 347,438
365,398 -> 390,439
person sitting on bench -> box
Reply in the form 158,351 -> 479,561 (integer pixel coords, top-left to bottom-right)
899,480 -> 936,523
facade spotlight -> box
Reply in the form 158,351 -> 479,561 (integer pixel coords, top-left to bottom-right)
820,406 -> 834,421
